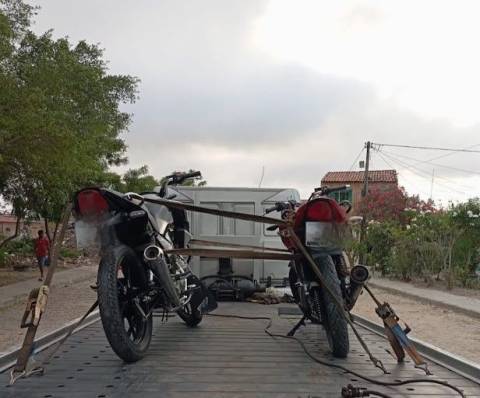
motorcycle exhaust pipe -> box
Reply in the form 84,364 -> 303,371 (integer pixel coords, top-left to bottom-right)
346,265 -> 369,311
143,245 -> 181,308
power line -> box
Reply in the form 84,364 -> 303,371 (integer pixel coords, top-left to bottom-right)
372,142 -> 480,153
376,151 -> 431,197
382,153 -> 466,196
382,149 -> 480,176
379,150 -> 464,191
348,147 -> 364,171
379,149 -> 479,189
419,143 -> 480,164
379,151 -> 466,195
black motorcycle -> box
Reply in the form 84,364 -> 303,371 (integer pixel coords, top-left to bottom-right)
73,171 -> 215,362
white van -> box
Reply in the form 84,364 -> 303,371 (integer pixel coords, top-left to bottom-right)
167,186 -> 301,285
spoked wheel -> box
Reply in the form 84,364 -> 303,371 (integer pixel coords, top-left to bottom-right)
97,245 -> 153,362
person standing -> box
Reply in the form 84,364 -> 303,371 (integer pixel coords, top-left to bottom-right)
35,230 -> 50,281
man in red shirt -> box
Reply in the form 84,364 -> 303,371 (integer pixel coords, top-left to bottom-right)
34,230 -> 50,281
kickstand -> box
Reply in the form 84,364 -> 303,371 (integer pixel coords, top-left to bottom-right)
287,315 -> 306,337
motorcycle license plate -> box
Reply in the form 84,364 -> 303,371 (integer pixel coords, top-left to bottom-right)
75,220 -> 100,249
305,222 -> 341,249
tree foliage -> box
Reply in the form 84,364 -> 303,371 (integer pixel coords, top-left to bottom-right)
358,186 -> 435,224
0,0 -> 139,237
359,196 -> 480,289
108,166 -> 159,193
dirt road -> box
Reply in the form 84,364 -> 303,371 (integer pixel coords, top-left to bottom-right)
353,286 -> 480,364
0,278 -> 97,352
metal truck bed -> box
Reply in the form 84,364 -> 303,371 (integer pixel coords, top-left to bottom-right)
2,302 -> 479,398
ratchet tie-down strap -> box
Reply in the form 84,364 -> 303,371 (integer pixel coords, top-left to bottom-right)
10,204 -> 73,385
143,197 -> 388,373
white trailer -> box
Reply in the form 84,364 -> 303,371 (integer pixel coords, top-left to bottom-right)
166,186 -> 300,285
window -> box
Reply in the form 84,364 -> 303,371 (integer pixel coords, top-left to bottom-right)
329,187 -> 353,203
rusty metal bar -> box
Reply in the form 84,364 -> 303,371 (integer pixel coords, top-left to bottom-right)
145,195 -> 386,372
189,239 -> 290,253
166,248 -> 298,261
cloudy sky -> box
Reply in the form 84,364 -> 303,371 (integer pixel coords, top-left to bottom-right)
33,0 -> 480,202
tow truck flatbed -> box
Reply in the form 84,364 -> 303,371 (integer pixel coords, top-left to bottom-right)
1,302 -> 479,397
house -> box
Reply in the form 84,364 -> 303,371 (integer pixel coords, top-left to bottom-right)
0,214 -> 44,239
321,169 -> 398,215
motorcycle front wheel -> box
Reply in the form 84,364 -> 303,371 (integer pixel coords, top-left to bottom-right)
97,245 -> 153,362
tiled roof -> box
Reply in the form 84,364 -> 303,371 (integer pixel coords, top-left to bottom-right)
321,170 -> 398,183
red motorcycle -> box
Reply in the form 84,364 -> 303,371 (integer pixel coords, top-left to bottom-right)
265,185 -> 368,358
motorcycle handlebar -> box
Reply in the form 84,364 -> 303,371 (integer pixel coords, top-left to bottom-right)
265,205 -> 278,214
265,201 -> 298,214
315,185 -> 350,195
164,170 -> 202,185
183,170 -> 202,179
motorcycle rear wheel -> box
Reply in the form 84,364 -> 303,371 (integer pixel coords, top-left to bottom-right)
312,254 -> 349,358
97,245 -> 153,362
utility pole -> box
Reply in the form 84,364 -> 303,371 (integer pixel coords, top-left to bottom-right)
359,141 -> 371,264
361,141 -> 371,197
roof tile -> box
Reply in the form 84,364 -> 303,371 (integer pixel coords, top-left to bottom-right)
321,170 -> 397,183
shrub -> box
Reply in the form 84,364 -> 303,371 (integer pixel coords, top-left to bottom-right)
60,247 -> 81,258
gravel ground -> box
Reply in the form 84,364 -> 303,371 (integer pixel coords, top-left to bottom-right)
353,286 -> 480,364
0,277 -> 97,352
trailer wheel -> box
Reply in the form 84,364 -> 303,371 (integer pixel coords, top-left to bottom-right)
97,245 -> 152,363
312,254 -> 349,358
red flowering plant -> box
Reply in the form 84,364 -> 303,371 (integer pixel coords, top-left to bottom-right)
358,186 -> 436,225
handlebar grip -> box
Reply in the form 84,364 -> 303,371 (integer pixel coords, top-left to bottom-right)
265,206 -> 277,214
183,171 -> 202,179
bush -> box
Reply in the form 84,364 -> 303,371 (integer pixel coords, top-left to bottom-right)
364,222 -> 395,275
0,248 -> 8,268
362,198 -> 480,289
60,247 -> 81,258
3,238 -> 33,256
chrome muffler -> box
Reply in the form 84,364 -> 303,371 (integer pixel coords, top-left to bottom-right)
143,245 -> 181,308
346,265 -> 369,311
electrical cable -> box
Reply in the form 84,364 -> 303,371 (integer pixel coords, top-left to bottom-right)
379,150 -> 473,192
413,143 -> 480,165
379,149 -> 480,178
372,143 -> 480,153
342,384 -> 393,397
349,148 -> 365,171
379,151 -> 466,195
205,313 -> 466,398
375,151 -> 431,198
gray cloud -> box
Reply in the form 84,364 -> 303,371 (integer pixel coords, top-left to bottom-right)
33,0 -> 480,199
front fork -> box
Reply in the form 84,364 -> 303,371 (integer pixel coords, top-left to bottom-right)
290,253 -> 351,316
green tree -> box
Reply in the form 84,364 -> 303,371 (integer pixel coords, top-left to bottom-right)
0,0 -> 139,245
111,166 -> 159,193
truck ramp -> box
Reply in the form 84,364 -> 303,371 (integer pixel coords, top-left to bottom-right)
1,302 -> 479,397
